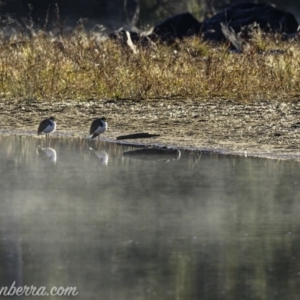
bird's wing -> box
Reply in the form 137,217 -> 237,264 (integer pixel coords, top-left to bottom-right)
90,119 -> 102,134
37,119 -> 50,134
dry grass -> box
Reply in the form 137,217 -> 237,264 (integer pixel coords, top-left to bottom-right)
0,27 -> 300,102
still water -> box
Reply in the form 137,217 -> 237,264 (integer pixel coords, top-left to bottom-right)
0,135 -> 300,300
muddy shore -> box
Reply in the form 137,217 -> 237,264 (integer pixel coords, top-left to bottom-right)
1,97 -> 300,160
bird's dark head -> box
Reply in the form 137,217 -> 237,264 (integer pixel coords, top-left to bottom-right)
49,116 -> 55,121
100,117 -> 106,121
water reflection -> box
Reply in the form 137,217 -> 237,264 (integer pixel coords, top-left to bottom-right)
36,146 -> 57,164
123,148 -> 181,162
0,135 -> 300,300
89,146 -> 109,166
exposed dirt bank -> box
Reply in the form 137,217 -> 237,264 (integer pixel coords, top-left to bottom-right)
1,97 -> 300,160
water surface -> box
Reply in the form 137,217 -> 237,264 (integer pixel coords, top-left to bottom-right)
1,135 -> 300,300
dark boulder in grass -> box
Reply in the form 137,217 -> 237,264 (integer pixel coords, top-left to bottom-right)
151,12 -> 202,42
150,3 -> 299,42
109,3 -> 299,45
109,13 -> 202,46
202,2 -> 299,42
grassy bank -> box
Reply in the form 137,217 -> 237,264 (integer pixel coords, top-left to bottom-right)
0,28 -> 299,101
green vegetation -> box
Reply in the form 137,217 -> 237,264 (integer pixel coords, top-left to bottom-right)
0,29 -> 300,102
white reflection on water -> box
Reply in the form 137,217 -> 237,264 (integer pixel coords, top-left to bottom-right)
0,135 -> 300,300
36,146 -> 57,164
89,147 -> 108,166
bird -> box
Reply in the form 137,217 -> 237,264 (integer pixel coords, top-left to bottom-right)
37,117 -> 56,141
89,117 -> 107,141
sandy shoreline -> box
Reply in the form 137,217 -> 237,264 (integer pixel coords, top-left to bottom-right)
1,97 -> 300,160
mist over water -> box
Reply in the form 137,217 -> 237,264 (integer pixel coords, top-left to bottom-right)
0,135 -> 300,299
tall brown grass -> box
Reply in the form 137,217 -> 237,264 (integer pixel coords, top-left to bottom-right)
0,27 -> 299,102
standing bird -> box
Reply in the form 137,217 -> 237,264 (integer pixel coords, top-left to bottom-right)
89,117 -> 107,141
37,117 -> 56,141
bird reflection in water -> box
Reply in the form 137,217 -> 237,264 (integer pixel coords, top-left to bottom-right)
36,146 -> 57,164
89,146 -> 108,166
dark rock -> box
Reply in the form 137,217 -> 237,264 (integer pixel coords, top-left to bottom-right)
151,12 -> 202,41
202,3 -> 299,42
151,3 -> 299,43
110,13 -> 202,44
110,3 -> 299,46
117,133 -> 160,140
